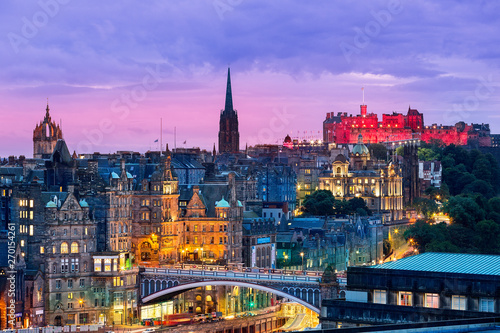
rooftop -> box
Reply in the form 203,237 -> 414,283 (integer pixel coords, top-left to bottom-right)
372,252 -> 500,276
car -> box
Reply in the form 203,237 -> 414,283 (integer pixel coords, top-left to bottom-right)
143,329 -> 156,333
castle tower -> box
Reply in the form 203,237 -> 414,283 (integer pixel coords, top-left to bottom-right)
33,103 -> 63,158
218,68 -> 240,154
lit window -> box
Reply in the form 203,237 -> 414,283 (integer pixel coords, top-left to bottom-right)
398,291 -> 412,306
61,242 -> 69,254
20,240 -> 25,247
29,225 -> 33,235
71,242 -> 79,253
104,259 -> 111,272
452,295 -> 466,311
424,293 -> 439,308
29,200 -> 34,208
373,290 -> 386,304
29,211 -> 34,220
94,259 -> 101,272
40,246 -> 45,254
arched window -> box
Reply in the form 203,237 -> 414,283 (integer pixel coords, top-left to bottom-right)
206,295 -> 212,302
71,242 -> 79,253
336,167 -> 341,174
60,242 -> 68,254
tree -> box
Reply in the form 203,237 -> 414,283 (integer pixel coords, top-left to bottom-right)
475,220 -> 500,253
370,144 -> 388,161
443,196 -> 485,229
418,147 -> 439,161
347,197 -> 372,216
404,220 -> 436,252
463,180 -> 495,199
303,190 -> 337,216
412,197 -> 438,218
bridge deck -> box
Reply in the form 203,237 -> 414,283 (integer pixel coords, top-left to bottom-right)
143,268 -> 321,284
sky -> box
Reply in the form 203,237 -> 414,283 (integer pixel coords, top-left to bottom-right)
1,0 -> 500,157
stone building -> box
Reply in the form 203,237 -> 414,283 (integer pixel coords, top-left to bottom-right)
132,153 -> 179,266
178,173 -> 243,266
319,135 -> 404,221
242,219 -> 276,268
218,68 -> 240,154
33,104 -> 63,159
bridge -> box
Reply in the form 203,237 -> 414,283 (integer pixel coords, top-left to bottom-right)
139,267 -> 323,313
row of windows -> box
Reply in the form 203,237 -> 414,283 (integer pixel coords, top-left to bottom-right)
19,224 -> 33,235
94,258 -> 119,272
19,210 -> 33,220
52,228 -> 90,237
186,224 -> 234,232
19,199 -> 34,207
55,278 -> 85,289
186,236 -> 228,245
373,290 -> 495,312
59,242 -> 80,254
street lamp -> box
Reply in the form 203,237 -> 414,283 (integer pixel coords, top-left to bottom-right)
284,255 -> 288,274
300,252 -> 304,272
201,247 -> 204,270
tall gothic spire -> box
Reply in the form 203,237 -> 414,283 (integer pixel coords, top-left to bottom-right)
224,67 -> 233,114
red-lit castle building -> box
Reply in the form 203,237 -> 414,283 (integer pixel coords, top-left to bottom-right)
323,104 -> 491,147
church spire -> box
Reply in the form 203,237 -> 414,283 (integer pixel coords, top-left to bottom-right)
224,67 -> 233,114
45,100 -> 50,122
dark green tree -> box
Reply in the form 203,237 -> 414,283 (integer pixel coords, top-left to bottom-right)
303,190 -> 337,216
443,196 -> 485,229
475,220 -> 500,253
370,144 -> 388,161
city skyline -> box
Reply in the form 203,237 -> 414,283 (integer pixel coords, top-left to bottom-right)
2,1 -> 500,157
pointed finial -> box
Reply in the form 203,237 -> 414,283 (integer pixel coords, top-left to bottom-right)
362,87 -> 365,105
213,143 -> 217,156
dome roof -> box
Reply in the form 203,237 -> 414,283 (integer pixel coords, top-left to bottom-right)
111,172 -> 119,179
150,168 -> 162,181
352,134 -> 369,156
79,199 -> 89,208
216,197 -> 230,208
46,201 -> 57,208
237,200 -> 243,207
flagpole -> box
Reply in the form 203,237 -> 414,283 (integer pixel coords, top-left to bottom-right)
174,126 -> 177,150
160,118 -> 163,153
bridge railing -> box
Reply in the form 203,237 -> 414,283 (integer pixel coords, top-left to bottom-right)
143,267 -> 321,283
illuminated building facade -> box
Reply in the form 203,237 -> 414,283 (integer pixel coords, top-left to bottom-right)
179,173 -> 243,266
319,135 -> 404,221
323,105 -> 491,147
132,153 -> 179,266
